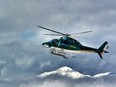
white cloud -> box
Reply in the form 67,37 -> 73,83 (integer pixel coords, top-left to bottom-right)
15,57 -> 34,69
0,61 -> 6,64
74,83 -> 114,87
20,80 -> 115,87
39,61 -> 51,69
0,67 -> 10,81
19,80 -> 70,87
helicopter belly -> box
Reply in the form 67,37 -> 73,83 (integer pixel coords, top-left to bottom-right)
63,49 -> 96,53
52,47 -> 96,53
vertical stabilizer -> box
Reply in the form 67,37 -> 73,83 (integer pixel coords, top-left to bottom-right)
98,41 -> 108,59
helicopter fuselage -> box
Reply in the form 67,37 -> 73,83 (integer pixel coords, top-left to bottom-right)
42,36 -> 98,53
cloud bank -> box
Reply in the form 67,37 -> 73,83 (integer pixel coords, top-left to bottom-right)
20,66 -> 116,87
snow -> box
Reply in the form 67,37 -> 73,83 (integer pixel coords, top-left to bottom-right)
93,72 -> 111,78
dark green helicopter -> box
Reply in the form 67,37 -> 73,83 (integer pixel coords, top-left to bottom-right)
37,26 -> 109,59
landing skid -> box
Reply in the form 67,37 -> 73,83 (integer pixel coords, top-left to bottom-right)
49,48 -> 76,59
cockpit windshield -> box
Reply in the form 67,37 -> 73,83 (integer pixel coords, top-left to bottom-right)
48,40 -> 53,43
48,39 -> 59,43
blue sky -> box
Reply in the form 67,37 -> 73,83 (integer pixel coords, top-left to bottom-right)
0,0 -> 116,87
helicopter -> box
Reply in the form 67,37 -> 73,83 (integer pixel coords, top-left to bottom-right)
37,26 -> 109,59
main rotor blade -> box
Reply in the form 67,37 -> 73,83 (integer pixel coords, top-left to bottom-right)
77,36 -> 92,40
37,26 -> 66,36
44,34 -> 62,36
71,30 -> 93,35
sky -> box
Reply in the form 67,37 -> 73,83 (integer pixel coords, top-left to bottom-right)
0,0 -> 116,87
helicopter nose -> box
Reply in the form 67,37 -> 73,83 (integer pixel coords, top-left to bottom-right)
42,42 -> 51,48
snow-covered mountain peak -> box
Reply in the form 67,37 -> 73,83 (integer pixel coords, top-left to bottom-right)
57,66 -> 73,72
37,66 -> 86,79
37,66 -> 111,79
56,66 -> 84,78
